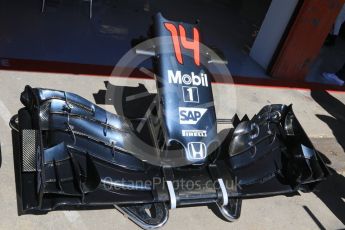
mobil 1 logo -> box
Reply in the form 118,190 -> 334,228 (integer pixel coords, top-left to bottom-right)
182,86 -> 199,103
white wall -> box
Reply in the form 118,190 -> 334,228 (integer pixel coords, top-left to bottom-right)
250,0 -> 299,70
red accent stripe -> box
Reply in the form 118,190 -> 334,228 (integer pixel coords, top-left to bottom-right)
0,57 -> 344,93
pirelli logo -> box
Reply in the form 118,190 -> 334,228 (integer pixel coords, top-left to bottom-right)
182,130 -> 207,137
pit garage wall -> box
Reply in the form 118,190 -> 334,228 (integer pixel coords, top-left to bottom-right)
250,0 -> 299,70
270,0 -> 345,81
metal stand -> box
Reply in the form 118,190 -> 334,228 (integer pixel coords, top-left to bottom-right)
217,198 -> 242,222
115,203 -> 169,230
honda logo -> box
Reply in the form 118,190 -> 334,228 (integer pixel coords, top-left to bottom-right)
187,142 -> 207,160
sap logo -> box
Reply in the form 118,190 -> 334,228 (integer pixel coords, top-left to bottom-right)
187,142 -> 207,160
168,70 -> 208,87
182,130 -> 207,137
179,107 -> 207,125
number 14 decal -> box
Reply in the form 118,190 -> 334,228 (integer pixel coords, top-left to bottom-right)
164,23 -> 200,66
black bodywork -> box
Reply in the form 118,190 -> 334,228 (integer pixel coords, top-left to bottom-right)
10,13 -> 329,229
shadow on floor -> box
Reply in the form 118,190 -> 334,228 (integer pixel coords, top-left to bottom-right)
311,90 -> 345,152
313,167 -> 345,226
310,90 -> 345,226
303,205 -> 326,230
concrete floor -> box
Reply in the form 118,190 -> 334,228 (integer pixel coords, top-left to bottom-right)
0,70 -> 345,229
